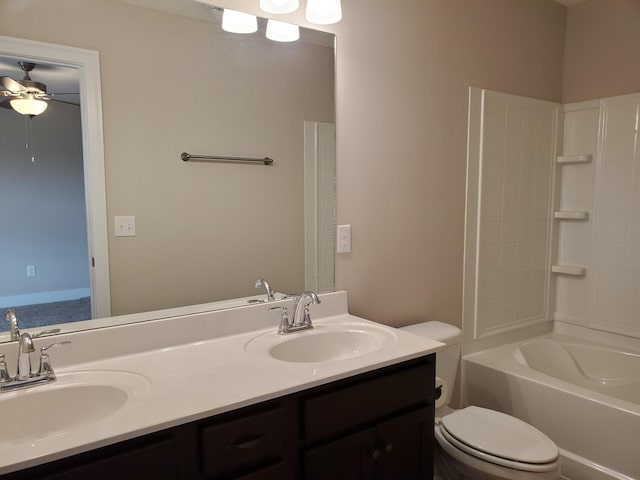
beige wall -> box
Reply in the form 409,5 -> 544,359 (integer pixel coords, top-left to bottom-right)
333,0 -> 565,327
1,0 -> 569,326
563,0 -> 640,103
211,0 -> 566,329
0,0 -> 334,315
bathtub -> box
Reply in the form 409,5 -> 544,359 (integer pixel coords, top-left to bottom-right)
463,333 -> 640,480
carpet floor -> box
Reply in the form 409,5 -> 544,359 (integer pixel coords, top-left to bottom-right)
1,297 -> 91,331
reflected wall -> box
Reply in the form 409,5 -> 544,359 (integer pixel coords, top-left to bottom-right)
0,0 -> 334,315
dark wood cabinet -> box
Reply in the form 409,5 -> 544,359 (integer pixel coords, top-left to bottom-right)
305,408 -> 432,480
4,355 -> 435,480
302,358 -> 435,480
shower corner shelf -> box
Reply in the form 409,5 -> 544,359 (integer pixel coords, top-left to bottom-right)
553,210 -> 590,220
556,153 -> 592,164
551,265 -> 587,276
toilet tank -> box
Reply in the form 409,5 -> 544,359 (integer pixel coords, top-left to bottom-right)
400,321 -> 461,403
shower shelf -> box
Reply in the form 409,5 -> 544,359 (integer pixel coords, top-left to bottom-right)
553,211 -> 590,220
556,153 -> 592,164
551,265 -> 587,276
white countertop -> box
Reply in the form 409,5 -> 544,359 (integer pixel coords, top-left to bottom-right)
0,291 -> 443,474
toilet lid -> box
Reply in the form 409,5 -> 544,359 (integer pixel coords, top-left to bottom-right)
440,406 -> 558,465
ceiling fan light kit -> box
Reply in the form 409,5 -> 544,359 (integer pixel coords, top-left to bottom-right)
10,94 -> 48,116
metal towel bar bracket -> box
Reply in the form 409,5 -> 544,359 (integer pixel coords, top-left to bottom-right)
181,152 -> 274,165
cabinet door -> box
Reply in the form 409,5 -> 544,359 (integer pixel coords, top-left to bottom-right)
374,407 -> 433,480
304,428 -> 376,480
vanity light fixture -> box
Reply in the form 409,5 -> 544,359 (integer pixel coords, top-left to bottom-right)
260,0 -> 299,14
306,0 -> 342,25
221,9 -> 258,34
266,19 -> 300,42
10,93 -> 48,116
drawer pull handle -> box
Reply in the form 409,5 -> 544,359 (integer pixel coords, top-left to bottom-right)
371,449 -> 380,460
385,444 -> 393,453
226,434 -> 267,451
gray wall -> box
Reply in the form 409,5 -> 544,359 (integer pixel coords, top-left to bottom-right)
0,101 -> 88,304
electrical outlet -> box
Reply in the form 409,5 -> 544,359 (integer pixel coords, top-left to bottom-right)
114,216 -> 136,237
26,265 -> 36,277
336,224 -> 351,253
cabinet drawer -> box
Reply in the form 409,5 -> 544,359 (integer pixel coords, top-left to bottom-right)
304,358 -> 434,445
201,406 -> 286,478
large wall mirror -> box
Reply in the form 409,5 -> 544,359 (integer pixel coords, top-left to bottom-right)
0,0 -> 336,340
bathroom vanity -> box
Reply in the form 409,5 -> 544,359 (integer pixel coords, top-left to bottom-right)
0,292 -> 441,480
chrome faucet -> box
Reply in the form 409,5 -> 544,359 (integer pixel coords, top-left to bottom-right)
0,331 -> 69,393
6,308 -> 19,341
273,291 -> 321,334
255,278 -> 276,302
293,291 -> 321,327
16,332 -> 35,381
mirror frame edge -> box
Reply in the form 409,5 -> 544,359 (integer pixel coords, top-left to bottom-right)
0,35 -> 111,320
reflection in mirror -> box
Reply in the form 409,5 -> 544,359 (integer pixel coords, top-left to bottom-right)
0,0 -> 335,340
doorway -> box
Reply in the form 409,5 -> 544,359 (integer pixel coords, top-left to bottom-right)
0,36 -> 110,331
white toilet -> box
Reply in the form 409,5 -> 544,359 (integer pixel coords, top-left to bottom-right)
400,321 -> 561,480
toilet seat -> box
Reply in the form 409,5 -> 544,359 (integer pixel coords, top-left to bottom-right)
438,406 -> 559,473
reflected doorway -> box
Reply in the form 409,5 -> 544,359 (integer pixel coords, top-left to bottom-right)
0,57 -> 91,330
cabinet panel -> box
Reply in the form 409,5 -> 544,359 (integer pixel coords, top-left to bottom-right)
234,462 -> 289,480
200,406 -> 287,478
376,407 -> 433,480
304,358 -> 434,445
44,437 -> 177,480
305,428 -> 376,480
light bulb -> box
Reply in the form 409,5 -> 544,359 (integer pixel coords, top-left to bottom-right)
221,9 -> 258,34
306,0 -> 342,25
260,0 -> 299,14
266,20 -> 300,42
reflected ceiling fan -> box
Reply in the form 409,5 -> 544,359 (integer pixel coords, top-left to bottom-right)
0,61 -> 77,116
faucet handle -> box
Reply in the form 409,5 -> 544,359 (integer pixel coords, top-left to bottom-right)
271,306 -> 290,335
0,354 -> 10,383
32,328 -> 61,339
6,309 -> 19,341
37,341 -> 71,377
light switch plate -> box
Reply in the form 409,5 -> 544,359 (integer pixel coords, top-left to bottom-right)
337,224 -> 351,253
114,216 -> 136,237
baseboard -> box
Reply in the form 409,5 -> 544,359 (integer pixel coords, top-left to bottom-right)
0,288 -> 90,308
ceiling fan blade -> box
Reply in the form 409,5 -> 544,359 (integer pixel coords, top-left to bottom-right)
0,76 -> 25,93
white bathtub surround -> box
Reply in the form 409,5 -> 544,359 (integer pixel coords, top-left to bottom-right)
0,291 -> 443,474
556,93 -> 640,339
464,88 -> 560,344
463,329 -> 640,480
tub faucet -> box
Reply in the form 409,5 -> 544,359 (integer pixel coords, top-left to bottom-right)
255,278 -> 276,302
6,309 -> 19,341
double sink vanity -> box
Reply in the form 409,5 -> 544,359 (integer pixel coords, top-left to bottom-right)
0,291 -> 442,479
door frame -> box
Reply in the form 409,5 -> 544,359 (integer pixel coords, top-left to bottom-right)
0,36 -> 111,319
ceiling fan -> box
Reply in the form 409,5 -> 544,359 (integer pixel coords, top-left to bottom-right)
0,61 -> 77,116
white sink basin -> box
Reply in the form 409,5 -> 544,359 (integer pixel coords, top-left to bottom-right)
0,370 -> 150,445
245,321 -> 398,363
